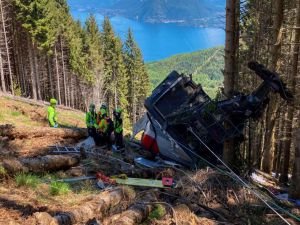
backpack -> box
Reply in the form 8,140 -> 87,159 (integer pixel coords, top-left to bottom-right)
106,117 -> 114,134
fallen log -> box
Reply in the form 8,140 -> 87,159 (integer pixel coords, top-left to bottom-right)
33,187 -> 136,225
1,154 -> 80,174
102,192 -> 156,225
0,124 -> 86,140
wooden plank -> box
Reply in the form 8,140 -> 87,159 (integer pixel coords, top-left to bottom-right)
115,178 -> 165,188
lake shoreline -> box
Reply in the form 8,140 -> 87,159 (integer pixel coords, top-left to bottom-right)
70,10 -> 225,62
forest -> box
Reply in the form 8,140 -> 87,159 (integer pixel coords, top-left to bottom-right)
0,0 -> 150,126
224,0 -> 300,194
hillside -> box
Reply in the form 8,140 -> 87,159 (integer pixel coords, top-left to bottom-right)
0,95 -> 86,157
0,95 -> 85,128
146,47 -> 224,97
68,0 -> 225,27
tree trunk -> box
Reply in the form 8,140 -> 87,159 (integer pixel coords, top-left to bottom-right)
33,188 -> 135,225
54,45 -> 61,104
223,0 -> 240,165
33,43 -> 41,100
70,73 -> 74,108
1,155 -> 80,174
60,37 -> 67,106
0,124 -> 87,140
27,37 -> 37,100
261,0 -> 283,173
279,0 -> 300,183
47,55 -> 54,98
0,0 -> 13,94
0,46 -> 5,92
289,129 -> 300,198
114,80 -> 117,109
103,192 -> 156,225
16,28 -> 27,96
272,117 -> 281,171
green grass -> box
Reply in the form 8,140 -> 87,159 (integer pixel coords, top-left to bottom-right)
49,181 -> 70,196
15,173 -> 40,188
0,96 -> 86,128
11,111 -> 22,117
148,204 -> 166,220
0,166 -> 6,176
0,112 -> 4,121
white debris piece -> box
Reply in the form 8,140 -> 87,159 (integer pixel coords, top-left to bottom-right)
250,172 -> 268,185
76,136 -> 95,150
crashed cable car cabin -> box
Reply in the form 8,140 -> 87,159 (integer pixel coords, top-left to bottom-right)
135,61 -> 293,168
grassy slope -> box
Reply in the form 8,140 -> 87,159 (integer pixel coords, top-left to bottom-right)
146,46 -> 224,98
0,95 -> 85,128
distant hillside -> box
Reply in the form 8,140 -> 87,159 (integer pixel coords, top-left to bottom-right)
146,47 -> 224,97
68,0 -> 225,28
67,0 -> 118,9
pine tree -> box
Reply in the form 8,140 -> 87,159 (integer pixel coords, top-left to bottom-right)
261,0 -> 284,174
84,14 -> 104,105
123,28 -> 150,125
101,17 -> 128,117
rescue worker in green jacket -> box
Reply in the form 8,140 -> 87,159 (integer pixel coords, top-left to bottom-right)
47,98 -> 58,128
86,103 -> 97,137
113,108 -> 124,149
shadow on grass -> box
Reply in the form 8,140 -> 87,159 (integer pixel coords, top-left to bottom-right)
0,197 -> 53,217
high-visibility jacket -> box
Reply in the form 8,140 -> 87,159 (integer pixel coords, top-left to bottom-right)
97,108 -> 107,124
98,118 -> 108,133
114,118 -> 123,134
86,111 -> 97,128
47,105 -> 57,127
99,117 -> 113,134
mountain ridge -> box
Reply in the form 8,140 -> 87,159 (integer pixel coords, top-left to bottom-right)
68,0 -> 225,27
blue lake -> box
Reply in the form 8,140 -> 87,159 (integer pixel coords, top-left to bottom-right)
70,11 -> 225,62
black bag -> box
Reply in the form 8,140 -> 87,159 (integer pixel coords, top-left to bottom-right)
106,118 -> 114,134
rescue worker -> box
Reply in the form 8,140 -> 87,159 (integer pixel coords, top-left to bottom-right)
86,103 -> 97,137
97,107 -> 113,148
97,103 -> 108,124
113,108 -> 124,149
47,98 -> 58,128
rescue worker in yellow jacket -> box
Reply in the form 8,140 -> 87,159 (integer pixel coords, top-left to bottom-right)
47,98 -> 58,128
97,103 -> 107,124
86,103 -> 97,137
97,106 -> 113,148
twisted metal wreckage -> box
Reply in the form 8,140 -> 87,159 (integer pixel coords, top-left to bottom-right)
134,61 -> 293,168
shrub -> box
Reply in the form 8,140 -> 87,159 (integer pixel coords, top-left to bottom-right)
50,181 -> 70,196
13,83 -> 22,97
15,173 -> 40,188
148,204 -> 166,220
